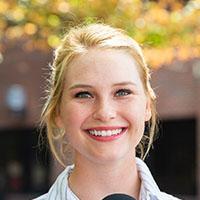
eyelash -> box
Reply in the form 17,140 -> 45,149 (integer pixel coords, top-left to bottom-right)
74,91 -> 93,98
115,89 -> 132,97
74,89 -> 132,99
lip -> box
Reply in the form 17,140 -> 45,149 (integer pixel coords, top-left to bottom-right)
86,126 -> 126,131
85,127 -> 128,142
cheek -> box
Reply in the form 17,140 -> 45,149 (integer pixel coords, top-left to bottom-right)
122,100 -> 147,123
61,103 -> 90,130
121,101 -> 146,141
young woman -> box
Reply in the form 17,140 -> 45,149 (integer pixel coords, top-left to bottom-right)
34,23 -> 180,200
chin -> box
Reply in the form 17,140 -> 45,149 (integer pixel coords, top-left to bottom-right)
88,147 -> 134,165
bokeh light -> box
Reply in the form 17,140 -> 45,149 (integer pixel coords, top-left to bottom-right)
0,0 -> 199,68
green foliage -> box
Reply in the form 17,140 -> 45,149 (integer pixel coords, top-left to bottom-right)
0,0 -> 200,67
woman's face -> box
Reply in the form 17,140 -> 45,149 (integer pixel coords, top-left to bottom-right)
56,48 -> 151,164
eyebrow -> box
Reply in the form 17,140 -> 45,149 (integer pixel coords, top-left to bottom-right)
113,81 -> 137,87
68,84 -> 93,90
68,81 -> 137,90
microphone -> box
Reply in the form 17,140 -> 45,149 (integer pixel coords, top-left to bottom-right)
102,193 -> 136,200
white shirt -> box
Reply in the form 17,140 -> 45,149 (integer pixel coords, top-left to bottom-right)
34,158 -> 181,200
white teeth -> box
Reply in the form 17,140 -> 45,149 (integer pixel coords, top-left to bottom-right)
88,129 -> 122,136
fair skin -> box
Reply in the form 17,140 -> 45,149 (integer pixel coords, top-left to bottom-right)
56,48 -> 151,200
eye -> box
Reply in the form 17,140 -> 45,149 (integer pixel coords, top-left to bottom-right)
74,91 -> 93,99
115,89 -> 132,97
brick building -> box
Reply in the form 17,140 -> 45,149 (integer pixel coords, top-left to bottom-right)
151,59 -> 200,200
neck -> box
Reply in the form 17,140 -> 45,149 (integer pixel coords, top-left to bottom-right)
68,153 -> 141,200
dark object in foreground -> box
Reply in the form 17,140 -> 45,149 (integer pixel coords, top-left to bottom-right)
102,193 -> 136,200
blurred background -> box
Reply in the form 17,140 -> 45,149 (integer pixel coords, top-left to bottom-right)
0,0 -> 200,199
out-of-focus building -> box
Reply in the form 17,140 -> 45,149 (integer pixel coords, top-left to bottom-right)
151,59 -> 200,200
0,40 -> 199,200
0,40 -> 51,200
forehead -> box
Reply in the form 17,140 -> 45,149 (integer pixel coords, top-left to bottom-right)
65,48 -> 143,87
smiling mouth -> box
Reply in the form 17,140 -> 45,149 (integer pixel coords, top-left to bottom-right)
87,128 -> 123,137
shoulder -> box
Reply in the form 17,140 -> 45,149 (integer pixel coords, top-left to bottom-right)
135,158 -> 181,200
33,165 -> 74,200
160,192 -> 182,200
33,194 -> 48,200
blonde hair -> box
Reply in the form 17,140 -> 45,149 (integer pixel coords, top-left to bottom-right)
41,23 -> 157,166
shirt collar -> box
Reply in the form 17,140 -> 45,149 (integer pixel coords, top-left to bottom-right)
44,158 -> 162,200
136,157 -> 161,200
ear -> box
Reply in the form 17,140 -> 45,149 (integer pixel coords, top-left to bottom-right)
145,98 -> 152,121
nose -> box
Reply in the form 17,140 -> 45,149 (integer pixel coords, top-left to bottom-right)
92,99 -> 116,122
